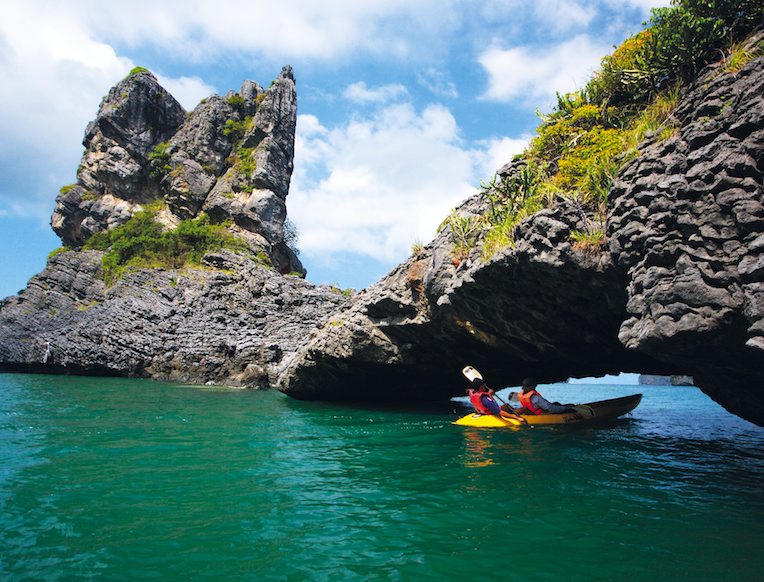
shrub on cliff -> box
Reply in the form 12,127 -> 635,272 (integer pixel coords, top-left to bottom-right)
84,203 -> 251,283
148,141 -> 172,180
476,0 -> 762,260
587,0 -> 763,110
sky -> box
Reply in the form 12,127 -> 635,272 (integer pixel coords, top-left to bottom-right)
0,0 -> 670,299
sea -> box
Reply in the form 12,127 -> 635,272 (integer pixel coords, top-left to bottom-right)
1,373 -> 763,581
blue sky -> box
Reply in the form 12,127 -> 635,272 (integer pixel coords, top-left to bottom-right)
0,0 -> 668,298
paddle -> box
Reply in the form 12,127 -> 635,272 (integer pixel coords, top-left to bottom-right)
462,366 -> 530,426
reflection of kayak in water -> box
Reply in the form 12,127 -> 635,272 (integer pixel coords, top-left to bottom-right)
453,394 -> 642,428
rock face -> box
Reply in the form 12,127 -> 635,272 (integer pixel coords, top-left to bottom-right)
1,67 -> 347,387
609,46 -> 764,424
50,66 -> 302,275
279,44 -> 764,425
0,250 -> 346,387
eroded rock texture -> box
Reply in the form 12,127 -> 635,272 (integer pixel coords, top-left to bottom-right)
1,67 -> 346,387
50,66 -> 302,275
279,45 -> 764,425
609,47 -> 764,423
0,251 -> 346,387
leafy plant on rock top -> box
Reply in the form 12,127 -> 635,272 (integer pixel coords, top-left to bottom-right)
725,41 -> 760,72
570,220 -> 607,255
466,0 -> 761,263
226,94 -> 245,110
47,246 -> 71,262
84,203 -> 253,284
127,66 -> 150,78
480,162 -> 546,259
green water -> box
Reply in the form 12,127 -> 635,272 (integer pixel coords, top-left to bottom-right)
1,374 -> 763,581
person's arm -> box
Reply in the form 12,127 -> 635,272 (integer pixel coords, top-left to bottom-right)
532,393 -> 569,414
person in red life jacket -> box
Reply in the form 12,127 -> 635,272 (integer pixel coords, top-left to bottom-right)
517,378 -> 576,414
468,378 -> 526,423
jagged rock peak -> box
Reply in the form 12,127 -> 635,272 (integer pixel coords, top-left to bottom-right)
50,65 -> 302,275
84,69 -> 186,160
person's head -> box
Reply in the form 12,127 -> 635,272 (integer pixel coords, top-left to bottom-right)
471,377 -> 487,391
521,377 -> 537,392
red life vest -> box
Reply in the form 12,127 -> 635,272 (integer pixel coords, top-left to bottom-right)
468,389 -> 495,415
518,389 -> 544,415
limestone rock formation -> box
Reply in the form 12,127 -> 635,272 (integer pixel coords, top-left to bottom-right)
1,66 -> 345,387
279,43 -> 764,425
50,66 -> 302,275
0,250 -> 346,387
609,48 -> 764,423
51,70 -> 186,247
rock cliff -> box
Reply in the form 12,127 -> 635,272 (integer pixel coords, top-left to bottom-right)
0,67 -> 347,387
51,66 -> 302,274
278,41 -> 764,425
0,250 -> 345,387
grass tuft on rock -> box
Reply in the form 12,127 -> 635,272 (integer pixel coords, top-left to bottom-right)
465,0 -> 762,260
83,203 -> 253,284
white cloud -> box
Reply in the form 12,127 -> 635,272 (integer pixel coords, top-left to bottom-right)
533,0 -> 595,33
475,0 -> 594,34
478,34 -> 610,106
156,75 -> 216,111
290,105 -> 482,262
0,2 -> 215,219
417,67 -> 458,98
615,0 -> 671,11
289,104 -> 524,263
343,82 -> 408,104
476,136 -> 531,178
58,0 -> 460,63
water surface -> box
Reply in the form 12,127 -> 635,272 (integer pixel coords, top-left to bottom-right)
1,374 -> 762,580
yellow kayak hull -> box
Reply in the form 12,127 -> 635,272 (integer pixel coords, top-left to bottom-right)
453,394 -> 642,428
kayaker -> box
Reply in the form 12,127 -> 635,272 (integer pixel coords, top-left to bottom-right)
468,378 -> 526,422
517,378 -> 576,414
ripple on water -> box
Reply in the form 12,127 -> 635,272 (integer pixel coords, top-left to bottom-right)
1,375 -> 763,580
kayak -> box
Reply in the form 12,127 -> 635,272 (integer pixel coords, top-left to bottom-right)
453,394 -> 642,428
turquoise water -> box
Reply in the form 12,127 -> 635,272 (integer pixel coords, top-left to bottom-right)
1,374 -> 763,581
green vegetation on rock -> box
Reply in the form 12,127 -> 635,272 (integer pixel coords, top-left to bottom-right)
222,116 -> 253,142
148,141 -> 172,180
47,246 -> 71,262
725,41 -> 762,72
471,0 -> 762,261
226,94 -> 245,109
83,203 -> 252,284
226,145 -> 257,189
128,66 -> 150,77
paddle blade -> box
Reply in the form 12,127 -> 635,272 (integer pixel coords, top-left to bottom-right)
462,366 -> 483,382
